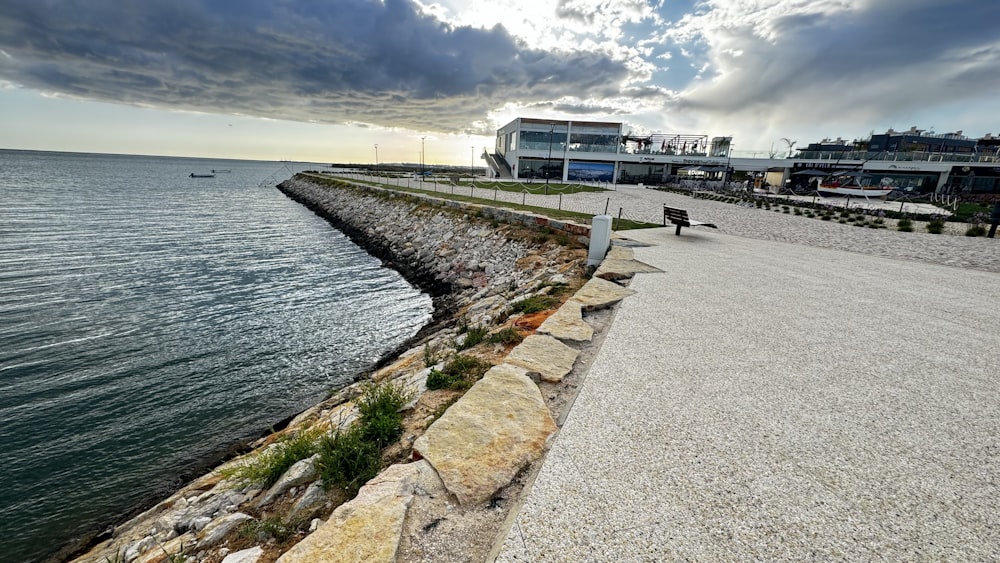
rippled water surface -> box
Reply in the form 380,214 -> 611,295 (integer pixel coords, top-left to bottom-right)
0,150 -> 432,561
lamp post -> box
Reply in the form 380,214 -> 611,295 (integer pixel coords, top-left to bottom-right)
470,145 -> 475,184
546,124 -> 554,194
726,143 -> 734,188
374,144 -> 379,178
420,136 -> 426,180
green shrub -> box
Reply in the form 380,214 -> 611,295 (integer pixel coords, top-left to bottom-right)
965,225 -> 987,237
927,219 -> 945,234
220,427 -> 322,487
838,219 -> 847,224
317,426 -> 381,494
456,325 -> 488,350
510,295 -> 559,314
821,215 -> 832,221
426,368 -> 453,390
356,381 -> 413,445
793,208 -> 803,215
487,327 -> 524,345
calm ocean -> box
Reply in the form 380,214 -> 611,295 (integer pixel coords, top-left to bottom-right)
0,150 -> 433,562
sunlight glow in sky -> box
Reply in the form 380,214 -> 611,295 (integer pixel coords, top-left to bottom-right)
1,0 -> 998,164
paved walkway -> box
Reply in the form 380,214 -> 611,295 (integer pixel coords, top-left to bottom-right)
497,226 -> 1000,560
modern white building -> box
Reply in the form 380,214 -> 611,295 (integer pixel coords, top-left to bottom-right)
488,117 -> 1000,200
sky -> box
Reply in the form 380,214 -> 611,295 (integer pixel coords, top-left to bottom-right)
1,0 -> 998,165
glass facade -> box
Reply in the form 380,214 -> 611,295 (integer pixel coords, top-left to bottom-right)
568,132 -> 618,153
516,158 -> 563,180
518,128 -> 568,151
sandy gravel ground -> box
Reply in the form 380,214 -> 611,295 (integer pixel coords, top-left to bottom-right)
494,208 -> 999,560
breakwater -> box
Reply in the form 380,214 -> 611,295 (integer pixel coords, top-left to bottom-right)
72,174 -> 594,563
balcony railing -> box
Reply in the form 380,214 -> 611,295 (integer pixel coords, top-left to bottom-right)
794,150 -> 1000,163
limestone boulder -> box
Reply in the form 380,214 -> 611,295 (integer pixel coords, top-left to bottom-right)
570,276 -> 635,310
504,335 -> 579,383
275,461 -> 427,563
196,512 -> 254,550
536,301 -> 593,343
412,364 -> 556,505
285,482 -> 333,526
257,454 -> 319,507
595,246 -> 662,280
222,546 -> 264,563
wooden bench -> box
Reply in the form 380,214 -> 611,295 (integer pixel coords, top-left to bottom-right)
663,206 -> 717,236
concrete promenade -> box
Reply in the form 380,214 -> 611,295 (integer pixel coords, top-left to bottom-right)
497,222 -> 1000,559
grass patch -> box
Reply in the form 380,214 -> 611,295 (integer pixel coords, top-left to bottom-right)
220,427 -> 322,487
927,219 -> 946,234
426,355 -> 493,391
966,225 -> 987,237
510,294 -> 560,314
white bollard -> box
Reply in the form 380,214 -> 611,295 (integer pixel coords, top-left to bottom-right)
588,215 -> 612,267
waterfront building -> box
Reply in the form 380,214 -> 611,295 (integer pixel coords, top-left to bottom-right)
488,118 -> 1000,200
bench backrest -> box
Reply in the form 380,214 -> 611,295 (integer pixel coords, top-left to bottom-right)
663,206 -> 690,225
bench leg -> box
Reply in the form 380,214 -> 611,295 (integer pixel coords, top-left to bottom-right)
675,224 -> 682,236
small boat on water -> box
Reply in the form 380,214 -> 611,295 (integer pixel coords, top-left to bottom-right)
190,173 -> 215,178
211,169 -> 231,173
816,171 -> 893,198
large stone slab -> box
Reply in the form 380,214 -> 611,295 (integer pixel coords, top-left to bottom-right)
412,364 -> 556,505
570,276 -> 635,310
537,300 -> 593,343
504,334 -> 579,383
595,246 -> 663,280
275,461 -> 427,563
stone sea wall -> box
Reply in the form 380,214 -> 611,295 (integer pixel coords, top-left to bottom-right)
71,175 -> 604,563
276,175 -> 592,321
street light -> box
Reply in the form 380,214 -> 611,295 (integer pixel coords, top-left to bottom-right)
546,124 -> 555,194
470,145 -> 475,184
726,143 -> 734,188
374,144 -> 378,178
420,136 -> 426,180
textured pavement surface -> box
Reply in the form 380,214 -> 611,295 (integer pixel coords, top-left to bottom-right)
496,222 -> 1000,560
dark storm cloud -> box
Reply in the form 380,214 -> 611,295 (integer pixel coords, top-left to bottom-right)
0,0 -> 630,132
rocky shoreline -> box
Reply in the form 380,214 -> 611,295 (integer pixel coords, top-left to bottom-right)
68,174 -> 651,563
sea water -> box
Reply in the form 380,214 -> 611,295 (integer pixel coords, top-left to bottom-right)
0,150 -> 432,561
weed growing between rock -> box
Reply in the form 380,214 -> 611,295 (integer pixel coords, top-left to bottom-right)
423,341 -> 443,367
220,427 -> 323,487
487,327 -> 524,345
897,218 -> 914,232
356,381 -> 414,446
456,325 -> 488,350
238,517 -> 296,542
510,295 -> 560,314
426,355 -> 494,390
